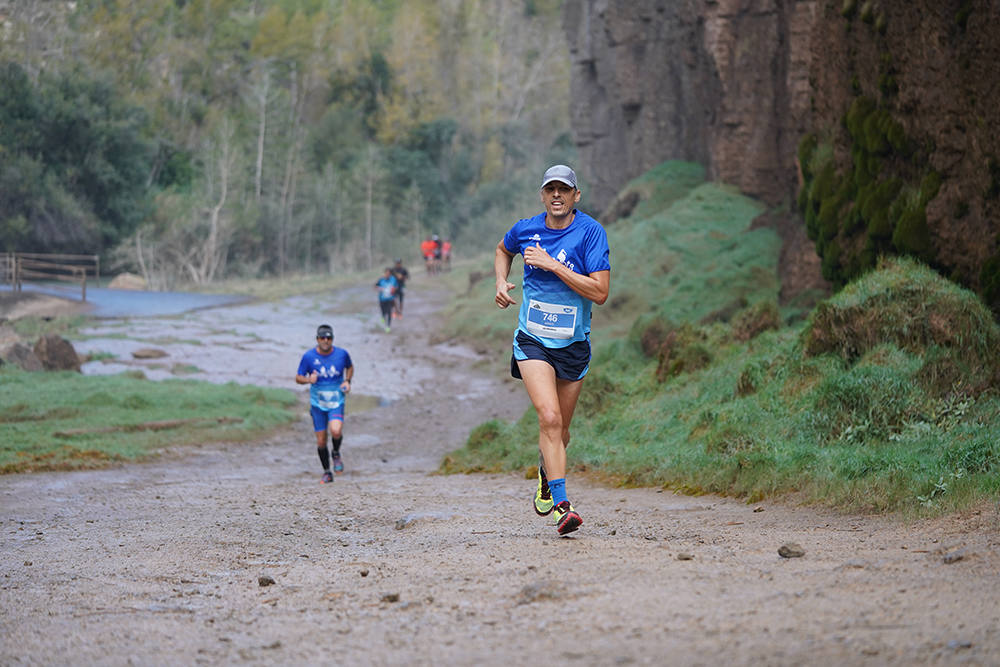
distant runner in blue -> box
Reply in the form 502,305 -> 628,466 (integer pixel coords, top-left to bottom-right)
494,164 -> 611,536
295,324 -> 354,483
374,267 -> 398,332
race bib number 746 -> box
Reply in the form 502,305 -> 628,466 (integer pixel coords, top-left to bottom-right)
525,299 -> 577,339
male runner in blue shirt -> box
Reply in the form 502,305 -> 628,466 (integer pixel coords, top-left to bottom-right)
295,324 -> 354,483
494,164 -> 611,535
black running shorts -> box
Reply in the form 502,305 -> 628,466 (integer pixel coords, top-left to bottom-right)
510,330 -> 591,381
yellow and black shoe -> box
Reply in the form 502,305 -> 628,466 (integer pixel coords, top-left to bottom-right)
533,465 -> 554,516
553,501 -> 582,535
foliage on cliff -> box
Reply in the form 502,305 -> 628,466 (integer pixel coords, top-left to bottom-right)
797,95 -> 939,288
803,0 -> 1000,313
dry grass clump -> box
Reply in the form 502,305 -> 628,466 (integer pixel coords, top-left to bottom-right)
802,257 -> 1000,392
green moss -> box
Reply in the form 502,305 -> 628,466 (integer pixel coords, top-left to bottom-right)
803,257 -> 1000,384
985,156 -> 1000,200
859,0 -> 874,23
955,0 -> 973,31
820,239 -> 843,283
978,247 -> 1000,315
841,0 -> 858,19
862,178 -> 902,240
801,91 -> 949,290
878,73 -> 898,97
919,171 -> 942,206
811,160 -> 838,208
846,97 -> 876,140
875,12 -> 887,34
892,209 -> 932,261
797,133 -> 818,177
818,193 -> 846,242
863,110 -> 891,154
884,117 -> 907,152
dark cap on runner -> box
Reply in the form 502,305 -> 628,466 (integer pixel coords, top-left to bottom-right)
316,324 -> 334,338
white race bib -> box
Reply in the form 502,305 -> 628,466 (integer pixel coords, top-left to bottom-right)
316,389 -> 344,411
525,299 -> 577,339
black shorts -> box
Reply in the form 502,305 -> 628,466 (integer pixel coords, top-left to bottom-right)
510,331 -> 591,381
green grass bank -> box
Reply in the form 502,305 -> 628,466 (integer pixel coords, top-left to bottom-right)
1,370 -> 298,473
439,161 -> 1000,516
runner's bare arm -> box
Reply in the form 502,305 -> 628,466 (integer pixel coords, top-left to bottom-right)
296,371 -> 318,384
495,241 -> 518,308
522,242 -> 610,305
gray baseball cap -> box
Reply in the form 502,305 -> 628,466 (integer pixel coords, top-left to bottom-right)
541,164 -> 577,189
316,324 -> 334,338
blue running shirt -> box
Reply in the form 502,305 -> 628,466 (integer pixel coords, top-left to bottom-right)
503,210 -> 610,348
297,347 -> 353,411
376,276 -> 398,302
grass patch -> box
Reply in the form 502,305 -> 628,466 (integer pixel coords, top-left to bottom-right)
440,160 -> 1000,516
0,368 -> 299,473
10,314 -> 90,340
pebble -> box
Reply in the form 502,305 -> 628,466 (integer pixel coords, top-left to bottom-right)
258,575 -> 275,587
778,542 -> 805,558
942,549 -> 967,564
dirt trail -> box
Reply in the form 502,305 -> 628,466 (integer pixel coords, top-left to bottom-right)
2,273 -> 999,666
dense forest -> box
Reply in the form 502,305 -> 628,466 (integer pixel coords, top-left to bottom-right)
0,0 -> 571,287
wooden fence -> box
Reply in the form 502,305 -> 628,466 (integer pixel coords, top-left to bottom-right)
1,253 -> 100,301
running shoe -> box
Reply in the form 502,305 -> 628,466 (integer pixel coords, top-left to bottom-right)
320,470 -> 334,484
533,465 -> 553,516
332,454 -> 344,474
553,501 -> 582,535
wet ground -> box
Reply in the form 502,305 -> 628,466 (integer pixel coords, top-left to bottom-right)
3,273 -> 1000,665
2,282 -> 247,318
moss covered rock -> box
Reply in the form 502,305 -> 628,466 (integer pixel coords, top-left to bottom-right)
801,257 -> 1000,393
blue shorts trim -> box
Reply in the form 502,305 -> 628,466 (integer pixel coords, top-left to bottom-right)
310,405 -> 344,431
511,330 -> 591,381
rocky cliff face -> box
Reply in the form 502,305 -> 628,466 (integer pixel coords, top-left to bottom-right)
564,0 -> 824,299
805,1 -> 1000,301
564,0 -> 817,213
566,0 -> 1000,306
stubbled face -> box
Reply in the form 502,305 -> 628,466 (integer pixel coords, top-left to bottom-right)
316,335 -> 333,353
540,182 -> 581,221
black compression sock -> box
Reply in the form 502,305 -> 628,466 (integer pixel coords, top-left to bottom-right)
317,446 -> 330,471
331,437 -> 342,455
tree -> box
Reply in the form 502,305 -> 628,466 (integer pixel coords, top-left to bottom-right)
0,61 -> 154,254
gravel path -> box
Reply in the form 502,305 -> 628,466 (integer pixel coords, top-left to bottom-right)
2,274 -> 999,665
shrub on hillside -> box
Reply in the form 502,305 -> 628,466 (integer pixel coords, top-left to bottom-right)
731,301 -> 782,342
801,257 -> 1000,394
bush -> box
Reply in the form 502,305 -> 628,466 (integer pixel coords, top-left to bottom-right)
802,257 -> 1000,393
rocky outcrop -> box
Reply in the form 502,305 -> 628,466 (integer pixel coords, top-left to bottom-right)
564,0 -> 823,301
33,334 -> 81,372
0,342 -> 44,371
565,0 -> 1000,305
806,1 -> 1000,299
108,272 -> 147,290
564,0 -> 817,214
